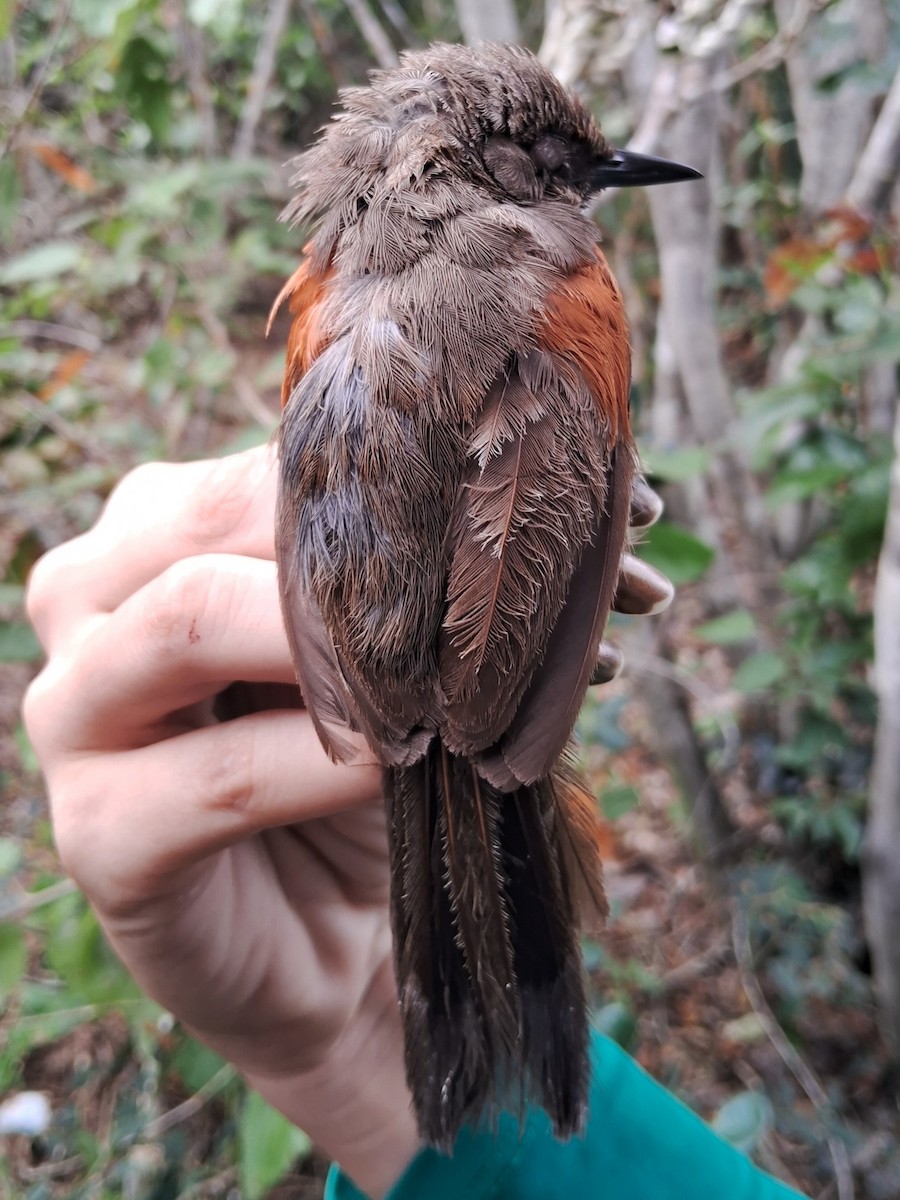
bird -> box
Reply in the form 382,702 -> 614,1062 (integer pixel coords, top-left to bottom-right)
271,41 -> 700,1150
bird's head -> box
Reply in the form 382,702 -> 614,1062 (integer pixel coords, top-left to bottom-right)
284,42 -> 699,236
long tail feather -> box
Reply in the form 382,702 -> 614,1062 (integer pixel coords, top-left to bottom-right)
386,739 -> 604,1148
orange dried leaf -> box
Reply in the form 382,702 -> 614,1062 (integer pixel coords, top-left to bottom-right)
31,143 -> 97,193
824,205 -> 872,243
37,349 -> 91,401
763,236 -> 832,305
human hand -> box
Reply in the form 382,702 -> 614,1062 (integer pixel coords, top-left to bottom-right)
22,446 -> 671,1198
23,447 -> 418,1199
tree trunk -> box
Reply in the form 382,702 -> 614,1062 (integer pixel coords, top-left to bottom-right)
864,400 -> 900,1054
774,0 -> 886,215
454,0 -> 519,46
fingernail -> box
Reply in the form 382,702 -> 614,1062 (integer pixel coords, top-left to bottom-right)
629,478 -> 664,530
590,641 -> 624,685
614,555 -> 675,615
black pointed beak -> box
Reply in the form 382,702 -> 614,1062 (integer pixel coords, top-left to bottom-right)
591,148 -> 703,190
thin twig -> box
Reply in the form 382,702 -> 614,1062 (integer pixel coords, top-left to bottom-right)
626,646 -> 742,765
12,392 -> 118,464
7,320 -> 103,352
178,1166 -> 238,1199
731,902 -> 855,1200
0,878 -> 78,922
659,937 -> 731,992
178,13 -> 219,158
343,0 -> 399,68
192,295 -> 279,428
846,63 -> 900,217
233,0 -> 294,160
142,1065 -> 235,1138
16,1155 -> 83,1182
705,0 -> 818,95
0,0 -> 74,164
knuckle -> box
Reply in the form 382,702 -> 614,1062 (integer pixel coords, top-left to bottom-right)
184,454 -> 262,548
25,546 -> 72,634
45,764 -> 108,889
140,556 -> 215,648
200,725 -> 258,820
21,661 -> 68,756
106,461 -> 177,514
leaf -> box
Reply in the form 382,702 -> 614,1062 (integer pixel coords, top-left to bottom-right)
126,162 -> 203,216
639,444 -> 711,484
734,651 -> 785,693
600,784 -> 640,821
0,159 -> 20,238
764,237 -> 832,305
721,1013 -> 767,1044
0,584 -> 25,607
695,610 -> 757,645
0,925 -> 27,1005
0,839 -> 22,879
170,1037 -> 229,1094
592,1001 -> 637,1050
0,241 -> 82,284
577,695 -> 632,752
0,622 -> 41,663
639,522 -> 715,585
31,143 -> 97,193
238,1092 -> 311,1200
189,0 -> 242,36
711,1091 -> 774,1155
38,349 -> 92,401
72,0 -> 142,40
0,0 -> 12,39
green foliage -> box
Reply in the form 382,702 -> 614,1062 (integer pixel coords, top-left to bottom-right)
0,924 -> 28,1004
711,1092 -> 774,1156
1,4 -> 332,1193
694,610 -> 757,646
734,233 -> 895,859
592,1000 -> 638,1051
640,521 -> 716,584
599,779 -> 641,821
239,1091 -> 312,1199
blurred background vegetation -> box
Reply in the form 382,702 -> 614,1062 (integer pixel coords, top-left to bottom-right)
1,0 -> 899,1197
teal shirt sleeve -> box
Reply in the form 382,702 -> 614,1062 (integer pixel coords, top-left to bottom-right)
325,1031 -> 808,1200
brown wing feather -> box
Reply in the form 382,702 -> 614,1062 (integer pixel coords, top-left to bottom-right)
274,536 -> 375,765
274,258 -> 377,764
441,351 -> 604,755
492,442 -> 634,785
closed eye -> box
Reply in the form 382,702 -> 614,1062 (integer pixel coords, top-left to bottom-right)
530,135 -> 568,173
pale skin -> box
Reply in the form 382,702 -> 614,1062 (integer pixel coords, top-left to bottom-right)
23,445 -> 670,1198
23,446 -> 419,1199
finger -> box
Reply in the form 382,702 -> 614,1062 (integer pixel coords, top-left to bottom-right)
48,711 -> 381,917
590,641 -> 624,686
613,554 -> 674,615
628,477 -> 664,530
24,555 -> 297,755
27,446 -> 277,652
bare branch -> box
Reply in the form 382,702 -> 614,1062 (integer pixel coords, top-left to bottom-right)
455,0 -> 520,47
343,0 -> 399,69
143,1065 -> 235,1138
846,64 -> 900,217
0,0 -> 73,165
864,401 -> 900,1056
178,13 -> 219,158
732,902 -> 855,1200
233,0 -> 294,160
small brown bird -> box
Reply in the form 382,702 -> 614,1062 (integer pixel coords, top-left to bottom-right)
272,42 -> 699,1148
